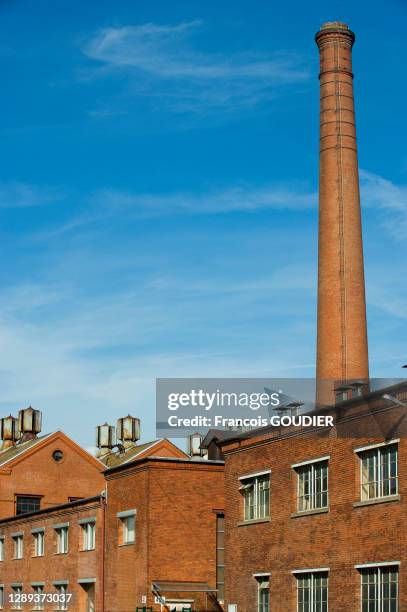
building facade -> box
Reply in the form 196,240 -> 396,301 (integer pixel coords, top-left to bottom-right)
220,385 -> 407,611
0,455 -> 225,612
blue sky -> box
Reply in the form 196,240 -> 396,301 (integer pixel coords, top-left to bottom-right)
0,0 -> 406,449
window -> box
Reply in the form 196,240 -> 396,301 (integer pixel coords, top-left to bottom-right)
32,585 -> 44,611
216,514 -> 225,602
55,584 -> 68,611
296,461 -> 328,512
16,495 -> 41,515
81,521 -> 95,551
256,576 -> 270,612
0,538 -> 4,561
33,531 -> 44,557
296,572 -> 328,612
11,586 -> 23,610
240,473 -> 270,521
56,527 -> 69,554
360,565 -> 398,612
13,534 -> 24,559
121,515 -> 135,544
359,444 -> 398,501
52,450 -> 64,462
0,585 -> 4,610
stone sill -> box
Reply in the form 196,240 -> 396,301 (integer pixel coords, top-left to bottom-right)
118,541 -> 135,547
237,518 -> 270,527
353,495 -> 400,508
291,507 -> 329,519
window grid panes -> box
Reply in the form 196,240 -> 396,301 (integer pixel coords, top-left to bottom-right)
33,585 -> 44,610
216,514 -> 225,602
360,445 -> 398,501
56,527 -> 69,554
257,578 -> 270,612
297,572 -> 328,612
11,586 -> 23,610
241,475 -> 270,521
82,522 -> 95,550
297,462 -> 328,512
361,566 -> 398,612
16,496 -> 41,516
13,536 -> 23,559
34,531 -> 44,557
55,584 -> 68,611
122,515 -> 135,544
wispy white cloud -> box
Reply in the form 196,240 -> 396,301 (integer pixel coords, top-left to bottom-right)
360,170 -> 407,240
0,182 -> 64,209
82,21 -> 310,112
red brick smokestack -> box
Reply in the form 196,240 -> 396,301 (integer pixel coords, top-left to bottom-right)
315,23 -> 369,403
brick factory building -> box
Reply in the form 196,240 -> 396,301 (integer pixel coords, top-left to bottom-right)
0,456 -> 224,612
199,21 -> 407,612
0,418 -> 225,612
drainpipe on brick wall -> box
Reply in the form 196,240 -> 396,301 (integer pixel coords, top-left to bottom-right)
101,489 -> 107,612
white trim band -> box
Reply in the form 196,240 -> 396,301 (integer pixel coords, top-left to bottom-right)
292,456 -> 330,469
355,562 -> 400,569
354,439 -> 399,454
239,469 -> 271,481
292,568 -> 330,574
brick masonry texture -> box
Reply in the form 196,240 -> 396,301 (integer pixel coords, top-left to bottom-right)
221,395 -> 407,611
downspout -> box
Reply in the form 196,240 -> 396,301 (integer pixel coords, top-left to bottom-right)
101,485 -> 107,612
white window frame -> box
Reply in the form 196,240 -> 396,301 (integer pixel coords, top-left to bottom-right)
254,574 -> 270,612
239,472 -> 270,521
357,563 -> 399,611
81,521 -> 95,551
32,585 -> 44,611
295,460 -> 329,512
122,515 -> 135,544
293,569 -> 329,612
12,534 -> 24,560
11,585 -> 23,610
56,527 -> 69,554
0,538 -> 4,562
33,530 -> 45,557
358,443 -> 398,501
54,583 -> 68,611
0,584 -> 4,610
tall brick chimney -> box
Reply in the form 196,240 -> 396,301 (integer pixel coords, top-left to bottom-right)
315,22 -> 369,404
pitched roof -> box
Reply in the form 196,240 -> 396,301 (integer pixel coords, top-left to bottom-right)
0,433 -> 54,468
100,438 -> 188,468
0,431 -> 104,471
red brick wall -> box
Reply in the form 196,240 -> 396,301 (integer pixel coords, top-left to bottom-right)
0,434 -> 105,519
223,434 -> 406,611
104,459 -> 225,612
0,499 -> 103,611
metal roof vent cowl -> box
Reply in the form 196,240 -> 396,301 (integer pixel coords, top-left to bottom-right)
0,415 -> 20,449
116,415 -> 140,449
18,407 -> 42,443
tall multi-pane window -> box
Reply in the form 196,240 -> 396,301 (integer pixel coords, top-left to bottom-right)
81,521 -> 96,551
360,565 -> 398,612
121,515 -> 135,544
296,461 -> 328,512
216,514 -> 225,602
0,585 -> 4,610
32,585 -> 44,611
0,537 -> 4,561
12,534 -> 24,559
240,473 -> 270,521
11,585 -> 23,610
256,576 -> 270,612
296,571 -> 328,612
55,584 -> 68,611
16,495 -> 41,515
56,527 -> 69,554
33,530 -> 45,557
359,444 -> 398,501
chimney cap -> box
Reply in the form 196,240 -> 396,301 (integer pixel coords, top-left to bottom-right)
315,21 -> 355,45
